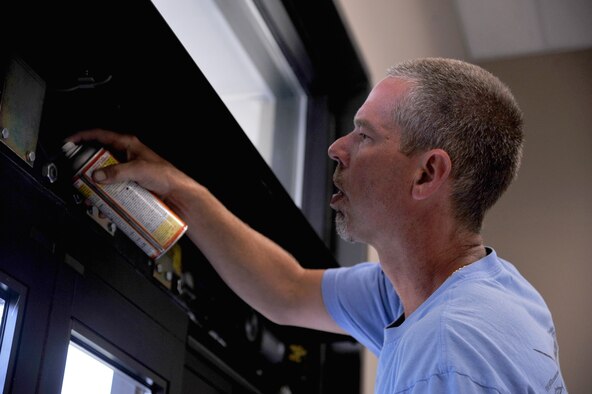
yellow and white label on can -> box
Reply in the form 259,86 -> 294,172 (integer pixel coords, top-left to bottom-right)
72,148 -> 188,259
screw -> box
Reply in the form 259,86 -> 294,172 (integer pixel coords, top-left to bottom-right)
26,151 -> 36,163
1,128 -> 9,139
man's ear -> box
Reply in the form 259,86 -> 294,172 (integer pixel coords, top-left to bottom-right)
412,149 -> 452,200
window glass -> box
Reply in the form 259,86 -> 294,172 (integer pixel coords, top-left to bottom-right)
151,0 -> 307,205
61,342 -> 150,394
0,276 -> 26,393
0,298 -> 5,330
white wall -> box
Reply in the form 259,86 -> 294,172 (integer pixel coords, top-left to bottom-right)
334,0 -> 467,85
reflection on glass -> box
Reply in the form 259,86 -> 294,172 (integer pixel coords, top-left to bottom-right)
0,297 -> 4,353
61,342 -> 150,394
151,0 -> 307,205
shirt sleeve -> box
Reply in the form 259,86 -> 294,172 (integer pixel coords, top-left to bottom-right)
322,262 -> 402,355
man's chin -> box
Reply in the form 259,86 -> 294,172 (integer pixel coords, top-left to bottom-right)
335,214 -> 355,243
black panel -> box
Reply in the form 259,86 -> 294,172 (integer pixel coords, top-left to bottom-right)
256,0 -> 369,99
1,0 -> 367,392
0,150 -> 63,393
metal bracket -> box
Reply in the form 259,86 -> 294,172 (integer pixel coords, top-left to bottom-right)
86,205 -> 116,236
0,56 -> 46,167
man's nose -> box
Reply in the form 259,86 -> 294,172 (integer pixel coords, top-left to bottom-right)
328,135 -> 349,167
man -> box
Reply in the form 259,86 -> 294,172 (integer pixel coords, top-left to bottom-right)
67,58 -> 566,392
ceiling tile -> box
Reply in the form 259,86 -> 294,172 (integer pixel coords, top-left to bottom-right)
455,0 -> 545,60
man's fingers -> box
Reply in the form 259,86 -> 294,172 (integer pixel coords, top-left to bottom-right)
65,129 -> 136,153
66,129 -> 161,162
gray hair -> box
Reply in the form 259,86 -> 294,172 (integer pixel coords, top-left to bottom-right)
387,58 -> 524,233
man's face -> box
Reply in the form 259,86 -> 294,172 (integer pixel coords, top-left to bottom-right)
328,77 -> 418,245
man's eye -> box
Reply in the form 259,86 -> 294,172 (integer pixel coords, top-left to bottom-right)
359,133 -> 369,140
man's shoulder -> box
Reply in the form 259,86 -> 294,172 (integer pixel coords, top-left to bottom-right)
396,259 -> 553,358
391,294 -> 562,392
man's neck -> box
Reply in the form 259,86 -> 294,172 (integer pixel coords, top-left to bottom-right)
376,226 -> 486,318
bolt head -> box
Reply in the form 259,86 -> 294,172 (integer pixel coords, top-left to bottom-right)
41,163 -> 58,183
26,151 -> 36,163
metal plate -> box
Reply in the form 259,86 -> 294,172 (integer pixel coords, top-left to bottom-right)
0,57 -> 46,167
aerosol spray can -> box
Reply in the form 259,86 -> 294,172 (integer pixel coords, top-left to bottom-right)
62,141 -> 188,260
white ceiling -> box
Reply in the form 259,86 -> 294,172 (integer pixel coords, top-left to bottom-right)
334,0 -> 592,83
454,0 -> 592,61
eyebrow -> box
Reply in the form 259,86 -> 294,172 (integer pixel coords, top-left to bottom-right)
354,118 -> 372,128
353,118 -> 375,131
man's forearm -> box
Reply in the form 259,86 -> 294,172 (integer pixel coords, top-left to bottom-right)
164,173 -> 307,325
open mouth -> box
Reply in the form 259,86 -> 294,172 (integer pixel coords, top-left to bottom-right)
330,184 -> 345,208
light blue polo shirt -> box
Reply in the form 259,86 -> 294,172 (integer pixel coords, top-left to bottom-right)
322,248 -> 567,393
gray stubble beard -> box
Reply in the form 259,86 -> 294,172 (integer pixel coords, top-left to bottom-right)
334,211 -> 355,243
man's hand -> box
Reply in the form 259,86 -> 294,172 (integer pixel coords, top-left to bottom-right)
65,128 -> 179,199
